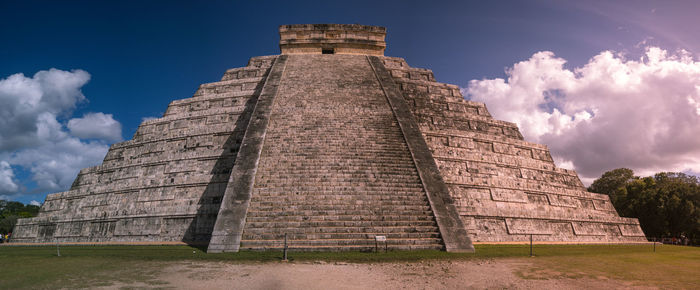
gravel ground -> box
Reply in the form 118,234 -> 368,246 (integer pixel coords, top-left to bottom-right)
101,258 -> 653,289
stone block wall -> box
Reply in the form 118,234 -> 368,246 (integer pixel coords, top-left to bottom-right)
12,56 -> 278,244
380,56 -> 646,242
279,24 -> 386,55
13,22 -> 648,248
13,53 -> 647,246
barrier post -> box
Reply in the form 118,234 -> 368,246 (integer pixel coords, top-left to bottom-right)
283,233 -> 288,261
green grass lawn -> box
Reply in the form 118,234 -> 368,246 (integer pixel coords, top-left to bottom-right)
0,244 -> 698,289
513,244 -> 700,288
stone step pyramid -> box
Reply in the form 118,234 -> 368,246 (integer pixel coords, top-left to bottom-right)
13,24 -> 646,252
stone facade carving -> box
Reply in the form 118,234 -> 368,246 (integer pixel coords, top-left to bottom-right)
279,24 -> 386,55
12,56 -> 276,244
380,56 -> 645,242
13,24 -> 645,250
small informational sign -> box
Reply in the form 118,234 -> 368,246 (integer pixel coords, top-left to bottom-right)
375,235 -> 386,242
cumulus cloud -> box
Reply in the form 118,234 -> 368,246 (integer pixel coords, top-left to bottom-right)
0,69 -> 90,151
0,69 -> 122,198
0,161 -> 19,194
29,200 -> 41,206
68,112 -> 123,142
141,116 -> 159,122
8,138 -> 110,192
466,47 -> 700,183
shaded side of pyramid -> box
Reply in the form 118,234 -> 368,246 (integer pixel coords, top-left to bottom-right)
12,56 -> 278,244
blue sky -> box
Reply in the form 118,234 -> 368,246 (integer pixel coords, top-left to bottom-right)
2,0 -> 700,204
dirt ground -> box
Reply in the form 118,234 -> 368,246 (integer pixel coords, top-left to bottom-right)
100,258 -> 654,289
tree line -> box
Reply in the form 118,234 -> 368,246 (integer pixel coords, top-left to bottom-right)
0,200 -> 40,235
588,168 -> 700,244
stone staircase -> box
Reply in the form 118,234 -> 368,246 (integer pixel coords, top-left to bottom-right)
379,56 -> 647,242
239,54 -> 443,251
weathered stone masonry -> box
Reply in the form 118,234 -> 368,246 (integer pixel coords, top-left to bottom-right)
380,56 -> 645,242
12,56 -> 277,244
13,24 -> 645,250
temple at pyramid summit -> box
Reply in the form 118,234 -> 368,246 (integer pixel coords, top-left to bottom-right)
13,24 -> 647,252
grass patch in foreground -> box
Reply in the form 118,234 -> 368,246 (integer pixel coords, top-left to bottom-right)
0,244 -> 697,289
514,244 -> 700,288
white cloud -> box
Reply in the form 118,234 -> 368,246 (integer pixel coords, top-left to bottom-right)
0,69 -> 90,151
0,161 -> 19,194
68,112 -> 123,142
0,69 -> 121,198
141,116 -> 159,122
29,200 -> 41,206
466,47 -> 700,182
8,138 -> 110,192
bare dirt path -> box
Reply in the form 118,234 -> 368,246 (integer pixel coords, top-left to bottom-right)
100,259 -> 653,289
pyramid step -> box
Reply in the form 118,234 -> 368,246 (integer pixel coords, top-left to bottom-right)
243,211 -> 434,226
254,178 -> 423,185
238,244 -> 444,252
249,199 -> 429,206
258,167 -> 420,173
251,195 -> 426,201
250,195 -> 428,201
259,163 -> 417,168
249,204 -> 432,211
263,176 -> 419,181
244,220 -> 437,228
246,211 -> 435,219
253,187 -> 426,192
260,162 -> 416,167
242,225 -> 440,234
240,238 -> 443,247
250,193 -> 428,200
255,169 -> 420,175
258,169 -> 420,175
260,159 -> 417,164
259,153 -> 416,158
256,172 -> 421,178
251,193 -> 427,199
252,187 -> 426,193
245,214 -> 435,223
221,67 -> 269,81
250,194 -> 428,208
242,232 -> 441,240
255,173 -> 422,179
254,184 -> 424,189
256,172 -> 420,177
253,184 -> 426,190
251,200 -> 430,208
247,207 -> 433,215
264,150 -> 412,154
261,145 -> 412,150
256,181 -> 421,186
263,146 -> 411,151
259,163 -> 419,168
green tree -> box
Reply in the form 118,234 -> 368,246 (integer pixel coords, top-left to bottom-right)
624,176 -> 665,238
0,200 -> 41,234
589,169 -> 700,244
0,215 -> 19,235
653,173 -> 699,239
588,168 -> 635,205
